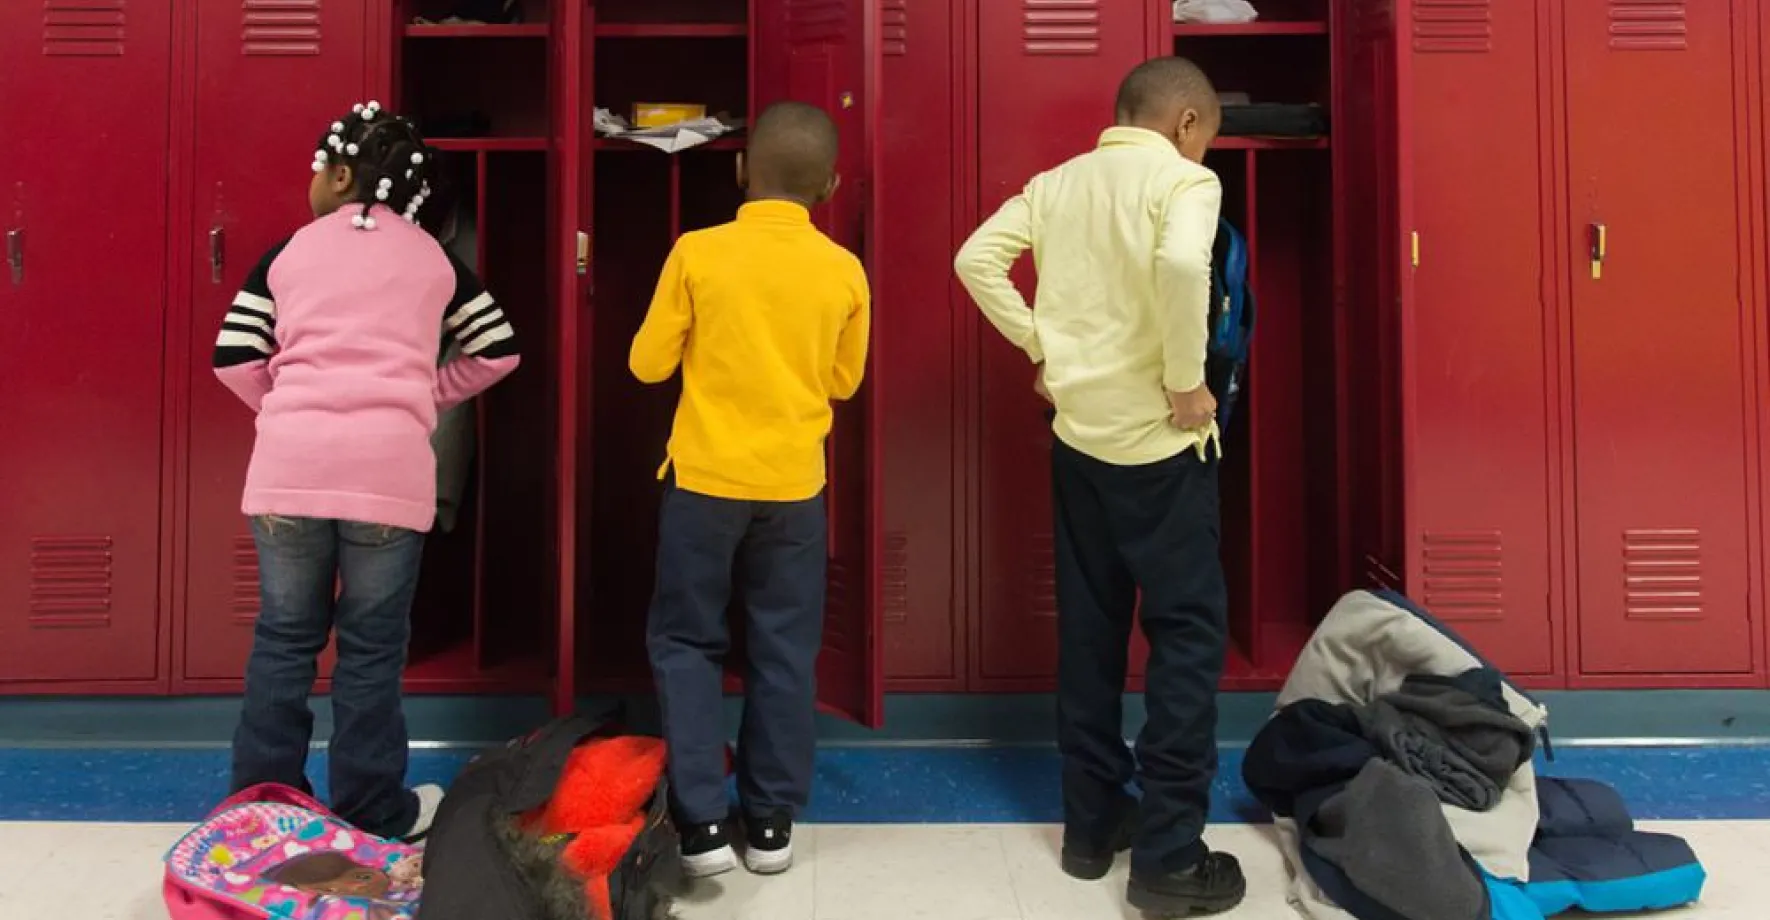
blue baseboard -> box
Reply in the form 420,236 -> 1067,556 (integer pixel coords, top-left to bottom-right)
3,690 -> 1770,747
3,743 -> 1767,824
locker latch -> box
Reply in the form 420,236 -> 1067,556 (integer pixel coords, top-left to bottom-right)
1588,222 -> 1607,280
1410,231 -> 1419,269
576,230 -> 590,276
209,227 -> 226,285
5,229 -> 21,286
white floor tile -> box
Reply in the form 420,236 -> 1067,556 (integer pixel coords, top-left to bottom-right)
0,819 -> 1761,919
813,824 -> 1020,920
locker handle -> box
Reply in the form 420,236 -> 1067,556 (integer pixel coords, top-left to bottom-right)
1588,222 -> 1607,280
576,230 -> 589,276
6,229 -> 21,286
210,226 -> 225,284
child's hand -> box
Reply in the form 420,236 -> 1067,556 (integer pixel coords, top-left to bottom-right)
1167,385 -> 1216,431
1033,366 -> 1053,405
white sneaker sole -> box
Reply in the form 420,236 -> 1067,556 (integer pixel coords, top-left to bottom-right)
682,844 -> 739,879
744,843 -> 793,875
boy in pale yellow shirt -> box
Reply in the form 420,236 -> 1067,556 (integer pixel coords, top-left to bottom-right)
629,101 -> 869,881
955,57 -> 1244,916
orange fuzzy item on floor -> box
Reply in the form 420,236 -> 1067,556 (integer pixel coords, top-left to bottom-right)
538,735 -> 667,835
564,816 -> 649,919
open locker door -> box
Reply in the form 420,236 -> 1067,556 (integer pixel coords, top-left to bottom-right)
1334,0 -> 1411,594
551,0 -> 587,715
757,0 -> 884,728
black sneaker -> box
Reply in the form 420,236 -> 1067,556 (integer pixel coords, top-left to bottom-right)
1060,796 -> 1139,881
679,818 -> 738,879
742,810 -> 794,875
1127,851 -> 1247,916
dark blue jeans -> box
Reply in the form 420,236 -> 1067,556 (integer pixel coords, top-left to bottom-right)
1051,441 -> 1227,875
231,515 -> 425,839
646,485 -> 827,826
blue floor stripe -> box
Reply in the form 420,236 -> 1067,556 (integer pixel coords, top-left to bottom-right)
3,745 -> 1767,824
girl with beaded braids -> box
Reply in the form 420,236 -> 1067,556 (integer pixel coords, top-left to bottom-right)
212,100 -> 520,842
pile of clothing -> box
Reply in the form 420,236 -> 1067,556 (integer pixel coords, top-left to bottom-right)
1244,590 -> 1707,920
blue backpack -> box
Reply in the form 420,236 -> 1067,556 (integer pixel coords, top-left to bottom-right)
1206,217 -> 1255,430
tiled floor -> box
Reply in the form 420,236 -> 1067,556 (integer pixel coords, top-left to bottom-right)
2,819 -> 1756,919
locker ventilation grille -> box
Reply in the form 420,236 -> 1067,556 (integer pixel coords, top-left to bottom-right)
882,0 -> 907,56
29,535 -> 114,628
1022,0 -> 1101,56
825,560 -> 857,652
1032,534 -> 1057,619
1607,0 -> 1687,51
1412,0 -> 1492,54
243,0 -> 321,56
1421,531 -> 1504,622
232,534 -> 261,625
43,0 -> 126,57
1622,528 -> 1703,620
883,530 -> 910,623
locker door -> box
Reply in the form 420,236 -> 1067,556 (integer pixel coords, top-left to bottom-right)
875,0 -> 962,687
0,0 -> 172,683
1404,0 -> 1557,674
183,0 -> 372,682
975,0 -> 1146,683
1565,0 -> 1754,674
755,0 -> 885,726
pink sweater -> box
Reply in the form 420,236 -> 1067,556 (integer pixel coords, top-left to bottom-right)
213,205 -> 519,532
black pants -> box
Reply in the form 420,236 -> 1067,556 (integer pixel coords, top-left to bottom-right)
646,484 -> 827,825
1051,440 -> 1228,875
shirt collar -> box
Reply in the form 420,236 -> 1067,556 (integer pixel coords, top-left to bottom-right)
1096,126 -> 1182,157
738,199 -> 813,225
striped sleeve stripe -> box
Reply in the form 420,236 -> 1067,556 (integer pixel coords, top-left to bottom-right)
462,322 -> 516,357
233,291 -> 276,316
225,307 -> 274,334
460,306 -> 507,341
446,292 -> 495,330
218,325 -> 275,354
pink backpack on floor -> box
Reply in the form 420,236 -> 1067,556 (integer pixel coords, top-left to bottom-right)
164,783 -> 424,920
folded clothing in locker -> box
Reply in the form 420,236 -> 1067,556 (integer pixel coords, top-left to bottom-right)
1174,0 -> 1259,24
1244,590 -> 1706,920
1219,103 -> 1327,138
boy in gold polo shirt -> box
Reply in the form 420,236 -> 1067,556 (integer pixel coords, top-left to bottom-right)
629,101 -> 869,881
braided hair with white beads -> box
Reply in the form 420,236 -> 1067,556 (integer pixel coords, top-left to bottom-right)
312,100 -> 437,231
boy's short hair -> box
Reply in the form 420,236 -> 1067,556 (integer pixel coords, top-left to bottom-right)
748,102 -> 839,201
1115,57 -> 1220,126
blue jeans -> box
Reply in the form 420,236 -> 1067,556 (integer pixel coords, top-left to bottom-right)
646,485 -> 827,825
231,515 -> 425,838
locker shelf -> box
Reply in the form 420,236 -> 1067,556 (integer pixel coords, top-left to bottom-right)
1173,21 -> 1327,37
595,23 -> 746,38
590,136 -> 744,152
430,137 -> 550,152
1215,135 -> 1329,150
404,24 -> 550,39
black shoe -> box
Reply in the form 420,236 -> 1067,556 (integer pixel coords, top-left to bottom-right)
1060,797 -> 1139,881
741,810 -> 794,875
1127,851 -> 1247,916
679,818 -> 738,878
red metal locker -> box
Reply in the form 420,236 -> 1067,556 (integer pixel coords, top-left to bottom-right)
1564,0 -> 1758,676
181,0 -> 373,684
973,0 -> 1147,684
0,0 -> 173,686
1403,0 -> 1559,676
876,0 -> 964,688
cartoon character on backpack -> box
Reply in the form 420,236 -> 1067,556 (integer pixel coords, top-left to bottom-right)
264,851 -> 418,920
